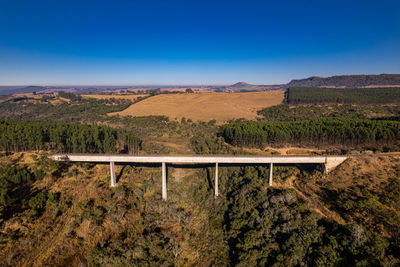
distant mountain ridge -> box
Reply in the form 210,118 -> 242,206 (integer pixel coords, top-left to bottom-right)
287,74 -> 400,88
0,86 -> 49,95
2,74 -> 400,95
229,74 -> 400,90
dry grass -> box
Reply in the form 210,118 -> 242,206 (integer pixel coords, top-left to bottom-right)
290,155 -> 400,225
111,91 -> 284,123
82,94 -> 148,101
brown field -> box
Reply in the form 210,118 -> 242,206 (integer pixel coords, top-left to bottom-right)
14,93 -> 45,99
82,94 -> 148,101
111,91 -> 284,122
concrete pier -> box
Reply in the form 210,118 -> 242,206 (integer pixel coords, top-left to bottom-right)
110,161 -> 116,187
162,162 -> 167,201
215,162 -> 219,198
269,163 -> 273,186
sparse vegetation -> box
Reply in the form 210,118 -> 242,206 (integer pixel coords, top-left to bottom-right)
0,93 -> 132,122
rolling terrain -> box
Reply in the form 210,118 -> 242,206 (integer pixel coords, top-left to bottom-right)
2,81 -> 400,265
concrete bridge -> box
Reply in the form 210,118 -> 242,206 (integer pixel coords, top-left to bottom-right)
50,154 -> 348,201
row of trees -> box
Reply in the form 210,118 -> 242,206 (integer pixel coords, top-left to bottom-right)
287,86 -> 400,105
0,119 -> 141,154
257,104 -> 400,122
219,117 -> 400,148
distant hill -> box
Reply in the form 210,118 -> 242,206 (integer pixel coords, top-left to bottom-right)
224,82 -> 285,92
230,82 -> 254,88
287,74 -> 400,88
0,86 -> 48,95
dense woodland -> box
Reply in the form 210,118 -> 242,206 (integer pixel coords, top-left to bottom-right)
258,104 -> 400,122
220,117 -> 400,150
287,86 -> 400,105
0,119 -> 141,154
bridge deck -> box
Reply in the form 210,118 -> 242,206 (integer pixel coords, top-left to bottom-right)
50,154 -> 347,164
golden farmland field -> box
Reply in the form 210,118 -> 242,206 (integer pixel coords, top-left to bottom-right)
82,94 -> 148,101
111,91 -> 284,122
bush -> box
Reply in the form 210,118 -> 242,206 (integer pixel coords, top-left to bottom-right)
28,191 -> 48,214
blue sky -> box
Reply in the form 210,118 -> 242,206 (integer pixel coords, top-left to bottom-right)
0,0 -> 399,85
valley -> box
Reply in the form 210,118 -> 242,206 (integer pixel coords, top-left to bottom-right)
1,82 -> 400,265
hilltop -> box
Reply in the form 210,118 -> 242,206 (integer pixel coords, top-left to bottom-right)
229,81 -> 254,88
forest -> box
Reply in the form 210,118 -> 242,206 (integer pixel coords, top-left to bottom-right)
219,117 -> 400,150
257,104 -> 400,122
0,119 -> 141,154
287,86 -> 400,105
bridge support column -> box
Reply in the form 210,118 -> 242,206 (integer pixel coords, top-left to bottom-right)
269,163 -> 273,186
215,162 -> 219,198
322,163 -> 327,176
162,162 -> 167,201
110,161 -> 116,187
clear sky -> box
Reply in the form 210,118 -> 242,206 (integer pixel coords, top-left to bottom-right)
0,0 -> 399,85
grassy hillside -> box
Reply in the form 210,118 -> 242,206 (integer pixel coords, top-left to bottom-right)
111,91 -> 284,123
